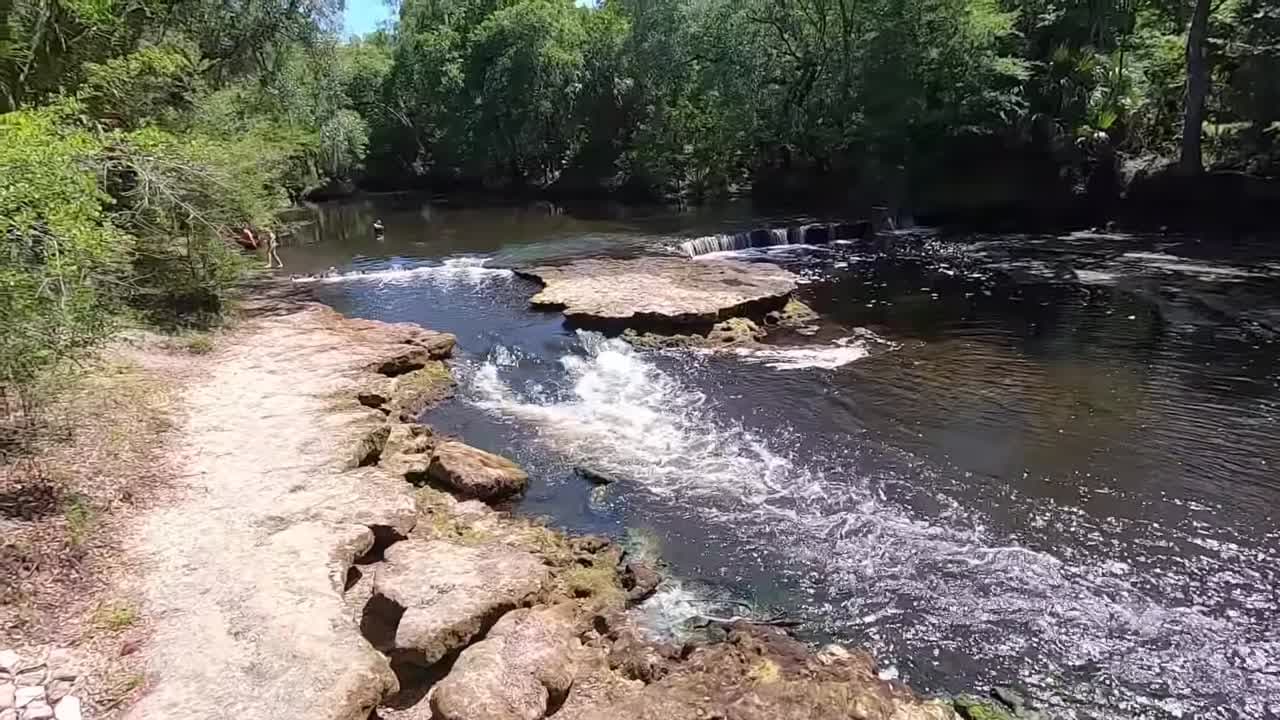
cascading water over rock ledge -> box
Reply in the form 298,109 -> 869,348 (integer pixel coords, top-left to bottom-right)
677,221 -> 871,257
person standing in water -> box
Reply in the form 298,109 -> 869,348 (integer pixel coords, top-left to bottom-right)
372,218 -> 385,239
264,228 -> 283,269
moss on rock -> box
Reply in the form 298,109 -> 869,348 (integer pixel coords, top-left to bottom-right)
954,695 -> 1016,720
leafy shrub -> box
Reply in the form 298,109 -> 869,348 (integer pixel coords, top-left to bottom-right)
0,106 -> 129,386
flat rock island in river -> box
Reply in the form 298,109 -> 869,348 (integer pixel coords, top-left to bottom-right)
517,257 -> 798,328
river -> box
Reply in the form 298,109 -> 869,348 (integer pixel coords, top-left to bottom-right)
282,194 -> 1280,720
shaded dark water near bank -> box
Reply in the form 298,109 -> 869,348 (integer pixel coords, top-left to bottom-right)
285,194 -> 1280,720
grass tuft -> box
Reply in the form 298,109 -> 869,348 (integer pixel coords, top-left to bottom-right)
64,493 -> 95,546
94,601 -> 139,631
182,333 -> 215,355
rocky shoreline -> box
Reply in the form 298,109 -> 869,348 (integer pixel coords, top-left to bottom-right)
279,284 -> 1033,720
21,282 -> 1033,720
322,288 -> 962,720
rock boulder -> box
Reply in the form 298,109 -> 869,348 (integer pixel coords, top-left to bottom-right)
431,605 -> 580,720
373,540 -> 548,666
518,258 -> 797,329
370,331 -> 457,377
427,441 -> 529,502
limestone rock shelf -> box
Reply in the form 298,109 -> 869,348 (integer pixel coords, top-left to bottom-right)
515,257 -> 798,330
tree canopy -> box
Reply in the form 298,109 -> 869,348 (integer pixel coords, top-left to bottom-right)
2,0 -> 1278,386
1,0 -> 364,387
344,0 -> 1279,198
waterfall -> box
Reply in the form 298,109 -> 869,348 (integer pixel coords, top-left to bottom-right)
678,224 -> 831,257
677,233 -> 746,256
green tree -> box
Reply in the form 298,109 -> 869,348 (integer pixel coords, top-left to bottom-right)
1181,0 -> 1211,173
465,0 -> 587,186
0,106 -> 127,384
78,43 -> 199,129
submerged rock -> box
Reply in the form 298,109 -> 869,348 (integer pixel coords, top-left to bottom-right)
519,258 -> 797,329
431,605 -> 581,720
990,687 -> 1025,714
954,695 -> 1015,720
619,561 -> 661,602
706,317 -> 766,345
575,466 -> 619,486
619,329 -> 699,350
373,539 -> 548,666
428,441 -> 529,502
622,317 -> 765,350
764,298 -> 820,328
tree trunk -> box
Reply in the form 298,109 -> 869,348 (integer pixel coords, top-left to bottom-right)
1180,0 -> 1211,175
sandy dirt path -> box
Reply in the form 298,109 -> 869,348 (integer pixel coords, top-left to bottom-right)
122,292 -> 440,720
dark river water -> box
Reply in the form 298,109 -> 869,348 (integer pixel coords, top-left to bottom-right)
283,194 -> 1280,720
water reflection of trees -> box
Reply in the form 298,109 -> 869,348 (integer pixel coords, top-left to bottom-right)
831,260 -> 1280,521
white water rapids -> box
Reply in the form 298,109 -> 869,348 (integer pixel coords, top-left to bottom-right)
291,256 -> 514,284
460,331 -> 1280,719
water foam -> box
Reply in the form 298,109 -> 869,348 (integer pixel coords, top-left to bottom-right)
462,332 -> 1280,717
292,256 -> 514,285
470,333 -> 795,501
726,333 -> 891,370
633,583 -> 710,642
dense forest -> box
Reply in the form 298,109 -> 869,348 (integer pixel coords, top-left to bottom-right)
361,0 -> 1280,205
2,0 -> 1279,388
